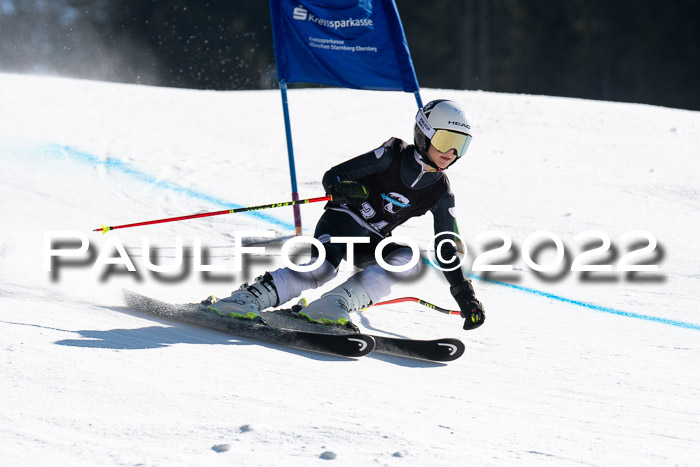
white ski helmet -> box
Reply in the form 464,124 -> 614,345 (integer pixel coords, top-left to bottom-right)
414,99 -> 473,168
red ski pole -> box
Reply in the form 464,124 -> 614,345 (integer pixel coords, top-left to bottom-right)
94,195 -> 332,233
370,297 -> 462,315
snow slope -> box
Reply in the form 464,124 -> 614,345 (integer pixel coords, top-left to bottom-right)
1,72 -> 699,466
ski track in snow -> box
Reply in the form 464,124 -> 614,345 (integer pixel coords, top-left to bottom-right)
1,73 -> 700,466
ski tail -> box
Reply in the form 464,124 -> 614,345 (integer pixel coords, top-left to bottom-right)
122,290 -> 375,358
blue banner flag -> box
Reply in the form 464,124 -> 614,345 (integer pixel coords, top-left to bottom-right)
269,0 -> 420,92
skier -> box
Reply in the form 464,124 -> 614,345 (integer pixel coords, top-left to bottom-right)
209,99 -> 485,331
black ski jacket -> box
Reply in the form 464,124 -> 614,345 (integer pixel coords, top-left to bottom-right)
322,137 -> 467,286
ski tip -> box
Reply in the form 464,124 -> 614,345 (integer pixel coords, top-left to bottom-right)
346,334 -> 376,357
434,338 -> 465,361
371,336 -> 465,362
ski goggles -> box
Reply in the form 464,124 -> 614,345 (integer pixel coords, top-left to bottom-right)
430,129 -> 472,157
415,110 -> 472,157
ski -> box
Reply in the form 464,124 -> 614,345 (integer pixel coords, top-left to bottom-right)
371,335 -> 465,362
264,308 -> 465,362
122,290 -> 375,358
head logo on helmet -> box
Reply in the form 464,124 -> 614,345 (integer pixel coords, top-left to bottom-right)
414,99 -> 473,169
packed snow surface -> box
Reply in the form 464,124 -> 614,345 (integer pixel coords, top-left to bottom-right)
1,73 -> 699,466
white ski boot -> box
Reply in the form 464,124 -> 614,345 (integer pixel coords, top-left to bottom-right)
299,280 -> 371,328
208,273 -> 279,321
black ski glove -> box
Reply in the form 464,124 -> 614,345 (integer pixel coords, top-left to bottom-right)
450,280 -> 485,330
327,180 -> 369,208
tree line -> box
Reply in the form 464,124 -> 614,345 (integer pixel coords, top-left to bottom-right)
1,0 -> 698,110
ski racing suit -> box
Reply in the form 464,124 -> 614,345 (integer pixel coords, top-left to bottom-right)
269,137 -> 467,307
